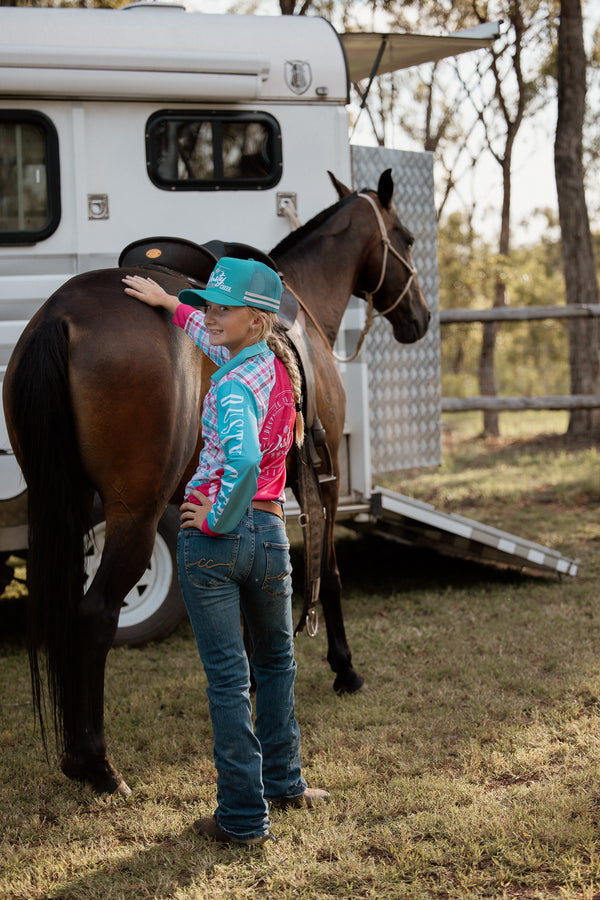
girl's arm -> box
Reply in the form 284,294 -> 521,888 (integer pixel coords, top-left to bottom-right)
200,378 -> 262,535
173,304 -> 228,365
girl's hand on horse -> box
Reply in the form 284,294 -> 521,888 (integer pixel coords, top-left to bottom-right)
180,490 -> 213,530
122,275 -> 180,314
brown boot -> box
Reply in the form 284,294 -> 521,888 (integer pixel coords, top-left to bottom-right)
192,816 -> 273,847
269,787 -> 330,811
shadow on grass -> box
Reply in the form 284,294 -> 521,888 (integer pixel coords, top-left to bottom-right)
290,529 -> 534,601
0,534 -> 538,650
0,595 -> 27,646
33,822 -> 276,900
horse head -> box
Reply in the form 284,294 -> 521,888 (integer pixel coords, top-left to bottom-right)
328,169 -> 431,345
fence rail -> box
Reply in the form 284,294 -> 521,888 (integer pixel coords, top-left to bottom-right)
439,304 -> 600,324
440,304 -> 600,413
442,395 -> 600,412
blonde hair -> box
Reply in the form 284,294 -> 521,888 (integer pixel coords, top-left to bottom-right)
252,308 -> 304,447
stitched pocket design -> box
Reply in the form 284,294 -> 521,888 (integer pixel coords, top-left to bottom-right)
183,531 -> 241,588
262,541 -> 292,597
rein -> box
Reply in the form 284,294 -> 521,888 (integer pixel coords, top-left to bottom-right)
283,280 -> 335,358
333,192 -> 417,364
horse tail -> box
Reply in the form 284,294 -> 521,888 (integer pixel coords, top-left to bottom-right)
9,315 -> 91,752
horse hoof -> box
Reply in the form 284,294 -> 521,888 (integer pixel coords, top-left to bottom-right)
61,752 -> 131,796
333,670 -> 365,695
116,778 -> 132,798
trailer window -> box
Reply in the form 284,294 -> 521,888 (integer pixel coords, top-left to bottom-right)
0,111 -> 60,244
146,111 -> 282,190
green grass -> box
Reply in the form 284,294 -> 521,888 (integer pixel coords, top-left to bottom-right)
3,411 -> 600,898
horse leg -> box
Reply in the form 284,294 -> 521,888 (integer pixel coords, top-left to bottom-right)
60,514 -> 160,794
318,480 -> 365,694
292,339 -> 364,693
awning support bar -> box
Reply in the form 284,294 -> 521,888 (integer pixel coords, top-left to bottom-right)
350,36 -> 387,139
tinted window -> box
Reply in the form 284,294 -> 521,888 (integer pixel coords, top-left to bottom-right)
0,111 -> 60,244
146,111 -> 282,190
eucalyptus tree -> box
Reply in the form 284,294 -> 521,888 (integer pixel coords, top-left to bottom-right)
338,0 -> 552,434
554,0 -> 600,436
467,0 -> 551,435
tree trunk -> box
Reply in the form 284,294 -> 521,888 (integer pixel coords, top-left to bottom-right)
278,0 -> 313,14
554,0 -> 600,435
476,1 -> 527,438
479,280 -> 504,435
480,149 -> 513,436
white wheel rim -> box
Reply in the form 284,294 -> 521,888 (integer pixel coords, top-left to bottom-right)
84,522 -> 174,629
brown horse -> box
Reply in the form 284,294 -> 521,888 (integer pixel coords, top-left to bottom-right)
3,169 -> 429,795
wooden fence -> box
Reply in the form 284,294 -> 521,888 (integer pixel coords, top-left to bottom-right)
439,304 -> 600,413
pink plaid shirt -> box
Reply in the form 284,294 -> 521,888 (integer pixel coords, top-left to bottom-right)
173,303 -> 295,533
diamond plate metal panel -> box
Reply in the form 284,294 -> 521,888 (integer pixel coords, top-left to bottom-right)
351,145 -> 441,473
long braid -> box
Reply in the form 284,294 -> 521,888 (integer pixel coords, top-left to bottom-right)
254,310 -> 304,446
269,330 -> 305,447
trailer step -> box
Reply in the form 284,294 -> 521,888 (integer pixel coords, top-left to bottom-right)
336,487 -> 579,578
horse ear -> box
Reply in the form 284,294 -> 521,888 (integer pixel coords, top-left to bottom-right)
377,169 -> 394,209
328,170 -> 352,199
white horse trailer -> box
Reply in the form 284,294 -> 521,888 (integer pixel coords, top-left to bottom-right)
0,3 -> 574,643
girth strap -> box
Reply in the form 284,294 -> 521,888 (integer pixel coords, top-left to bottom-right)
280,323 -> 330,637
293,431 -> 326,638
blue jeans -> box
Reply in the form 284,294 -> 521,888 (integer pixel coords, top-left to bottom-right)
177,506 -> 307,840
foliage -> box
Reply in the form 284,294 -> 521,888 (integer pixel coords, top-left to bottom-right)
435,213 -> 597,400
342,1 -> 558,232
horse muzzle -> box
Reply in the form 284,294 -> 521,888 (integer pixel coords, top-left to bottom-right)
394,306 -> 431,344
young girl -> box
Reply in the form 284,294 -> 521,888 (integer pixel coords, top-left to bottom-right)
122,258 -> 328,846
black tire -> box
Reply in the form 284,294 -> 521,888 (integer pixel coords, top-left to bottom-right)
86,503 -> 186,646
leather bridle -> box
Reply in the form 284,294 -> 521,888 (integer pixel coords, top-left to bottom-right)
334,191 -> 417,364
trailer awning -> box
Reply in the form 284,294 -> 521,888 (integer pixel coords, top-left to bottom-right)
341,22 -> 501,83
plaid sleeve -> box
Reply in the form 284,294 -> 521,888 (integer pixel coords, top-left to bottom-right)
172,303 -> 228,365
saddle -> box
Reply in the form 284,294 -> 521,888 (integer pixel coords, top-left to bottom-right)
118,235 -> 218,285
119,235 -> 300,328
119,234 -> 328,637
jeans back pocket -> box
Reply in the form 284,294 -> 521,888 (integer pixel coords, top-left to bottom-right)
262,541 -> 292,598
180,530 -> 241,589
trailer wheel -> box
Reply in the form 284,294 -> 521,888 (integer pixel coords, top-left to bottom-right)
85,505 -> 185,646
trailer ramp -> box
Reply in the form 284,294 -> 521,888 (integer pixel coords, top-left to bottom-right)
341,487 -> 579,578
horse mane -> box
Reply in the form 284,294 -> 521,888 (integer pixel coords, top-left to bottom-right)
270,190 -> 360,258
